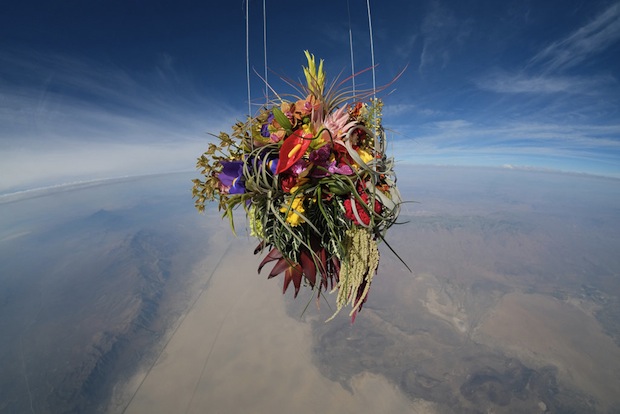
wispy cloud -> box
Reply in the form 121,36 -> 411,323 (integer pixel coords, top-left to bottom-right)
467,2 -> 620,168
0,50 -> 237,140
0,50 -> 238,193
384,102 -> 442,118
476,71 -> 615,94
392,34 -> 418,61
393,118 -> 620,175
0,141 -> 206,194
527,2 -> 620,73
416,120 -> 620,148
474,3 -> 620,99
418,1 -> 471,73
432,119 -> 472,130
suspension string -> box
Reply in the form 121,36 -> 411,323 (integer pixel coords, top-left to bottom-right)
245,0 -> 252,119
365,0 -> 380,175
244,0 -> 255,151
366,0 -> 376,99
347,0 -> 355,95
263,0 -> 268,104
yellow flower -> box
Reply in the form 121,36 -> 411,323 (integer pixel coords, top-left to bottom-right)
303,51 -> 325,97
302,123 -> 313,135
357,149 -> 374,164
280,196 -> 305,226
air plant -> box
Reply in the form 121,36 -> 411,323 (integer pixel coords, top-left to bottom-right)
193,51 -> 406,322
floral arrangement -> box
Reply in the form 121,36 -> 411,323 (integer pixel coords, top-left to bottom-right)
192,51 -> 404,322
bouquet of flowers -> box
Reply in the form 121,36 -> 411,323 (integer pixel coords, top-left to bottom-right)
193,51 -> 403,322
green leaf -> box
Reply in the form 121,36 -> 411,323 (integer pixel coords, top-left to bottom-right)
272,107 -> 292,134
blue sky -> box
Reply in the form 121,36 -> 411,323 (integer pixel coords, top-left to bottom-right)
1,0 -> 619,194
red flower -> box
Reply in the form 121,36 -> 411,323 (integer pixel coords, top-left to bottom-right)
280,174 -> 298,193
344,192 -> 382,225
276,129 -> 314,174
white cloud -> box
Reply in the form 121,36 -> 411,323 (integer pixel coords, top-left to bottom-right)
0,140 -> 208,194
383,102 -> 441,118
433,119 -> 471,129
476,71 -> 616,95
478,73 -> 594,94
0,50 -> 239,141
0,50 -> 241,193
527,2 -> 620,73
392,118 -> 620,163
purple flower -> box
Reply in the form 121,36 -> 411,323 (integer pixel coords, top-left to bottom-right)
308,146 -> 332,177
328,162 -> 353,175
290,159 -> 309,176
261,113 -> 274,137
218,160 -> 245,194
308,145 -> 353,177
246,150 -> 278,176
267,158 -> 279,175
309,145 -> 331,163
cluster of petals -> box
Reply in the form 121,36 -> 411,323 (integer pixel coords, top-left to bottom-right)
344,192 -> 382,226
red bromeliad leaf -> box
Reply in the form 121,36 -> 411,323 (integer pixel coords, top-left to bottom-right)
283,263 -> 303,297
257,244 -> 339,300
257,248 -> 283,273
253,242 -> 265,255
276,129 -> 313,174
268,258 -> 290,278
257,247 -> 303,298
299,249 -> 317,287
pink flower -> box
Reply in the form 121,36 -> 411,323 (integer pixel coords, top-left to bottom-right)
323,106 -> 356,142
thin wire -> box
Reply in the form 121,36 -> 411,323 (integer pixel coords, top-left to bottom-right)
263,0 -> 268,103
245,0 -> 252,119
245,0 -> 255,151
365,0 -> 380,176
347,0 -> 355,95
366,0 -> 376,99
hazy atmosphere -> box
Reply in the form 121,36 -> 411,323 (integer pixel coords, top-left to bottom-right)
1,167 -> 620,413
1,1 -> 620,413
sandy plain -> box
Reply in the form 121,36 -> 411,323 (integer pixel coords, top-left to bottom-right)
3,168 -> 619,413
120,239 -> 427,414
473,291 -> 620,412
